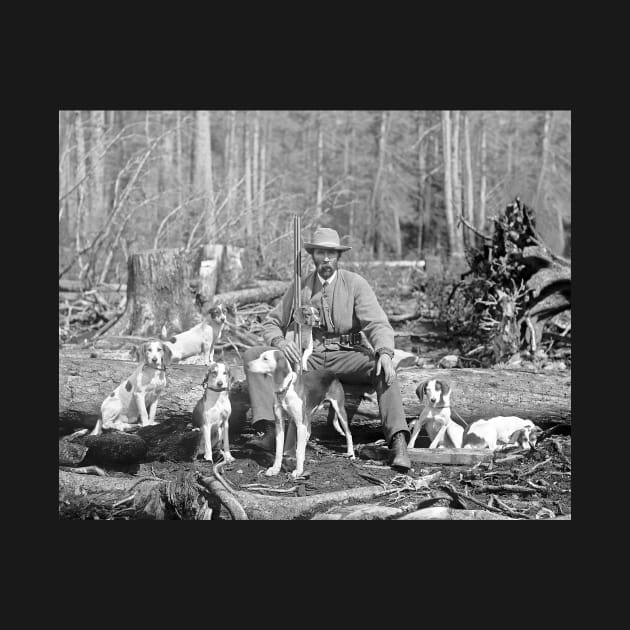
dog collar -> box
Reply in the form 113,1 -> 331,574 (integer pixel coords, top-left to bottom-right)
144,364 -> 167,372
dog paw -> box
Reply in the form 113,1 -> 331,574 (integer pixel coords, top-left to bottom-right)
222,453 -> 235,463
290,470 -> 309,480
265,467 -> 281,476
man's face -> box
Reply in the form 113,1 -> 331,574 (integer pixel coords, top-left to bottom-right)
311,248 -> 340,280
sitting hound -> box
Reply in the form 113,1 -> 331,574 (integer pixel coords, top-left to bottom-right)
191,361 -> 234,464
91,339 -> 171,436
408,378 -> 464,449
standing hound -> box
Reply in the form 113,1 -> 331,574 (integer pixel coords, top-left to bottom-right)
161,304 -> 227,365
91,339 -> 171,436
191,361 -> 234,463
247,349 -> 354,479
408,379 -> 464,449
462,416 -> 542,451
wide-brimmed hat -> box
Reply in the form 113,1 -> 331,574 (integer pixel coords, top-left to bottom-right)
303,228 -> 352,253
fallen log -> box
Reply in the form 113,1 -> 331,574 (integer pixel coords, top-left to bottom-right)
397,507 -> 513,520
198,477 -> 396,520
58,469 -> 217,520
58,468 -> 395,520
202,281 -> 289,312
59,357 -> 571,436
357,445 -> 494,466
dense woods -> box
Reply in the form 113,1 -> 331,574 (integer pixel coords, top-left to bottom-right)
58,110 -> 571,285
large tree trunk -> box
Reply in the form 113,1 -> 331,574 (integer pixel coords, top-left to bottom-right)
315,112 -> 324,221
194,111 -> 215,243
451,110 -> 464,254
59,356 -> 571,437
478,118 -> 487,233
107,249 -> 199,337
371,111 -> 390,258
463,112 -> 475,247
534,111 -> 564,255
441,110 -> 456,256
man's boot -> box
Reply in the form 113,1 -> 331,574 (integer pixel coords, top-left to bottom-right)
390,431 -> 411,472
247,420 -> 276,452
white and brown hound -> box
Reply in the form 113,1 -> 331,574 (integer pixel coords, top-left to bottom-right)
247,349 -> 354,479
191,361 -> 234,464
161,304 -> 227,366
285,305 -> 322,370
462,416 -> 542,451
408,378 -> 464,449
91,339 -> 171,436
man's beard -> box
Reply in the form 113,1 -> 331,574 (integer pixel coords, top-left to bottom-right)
318,261 -> 337,277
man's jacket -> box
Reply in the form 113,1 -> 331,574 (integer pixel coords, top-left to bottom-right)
262,268 -> 395,353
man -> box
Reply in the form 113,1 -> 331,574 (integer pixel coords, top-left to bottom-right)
242,227 -> 411,471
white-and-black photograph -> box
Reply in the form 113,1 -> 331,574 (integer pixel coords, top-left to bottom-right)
58,110 -> 571,521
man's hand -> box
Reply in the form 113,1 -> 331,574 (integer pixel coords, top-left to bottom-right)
272,338 -> 302,368
375,353 -> 395,386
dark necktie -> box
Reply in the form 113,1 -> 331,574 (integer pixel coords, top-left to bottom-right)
321,281 -> 334,332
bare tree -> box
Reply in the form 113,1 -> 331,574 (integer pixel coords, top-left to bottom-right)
193,111 -> 215,242
315,112 -> 324,220
535,110 -> 564,254
244,112 -> 253,239
463,111 -> 475,246
451,110 -> 464,253
371,110 -> 390,258
478,115 -> 487,233
441,110 -> 456,255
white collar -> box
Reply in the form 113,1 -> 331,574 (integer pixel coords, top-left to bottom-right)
317,270 -> 337,286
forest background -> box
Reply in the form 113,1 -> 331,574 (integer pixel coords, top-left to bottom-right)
58,110 -> 571,283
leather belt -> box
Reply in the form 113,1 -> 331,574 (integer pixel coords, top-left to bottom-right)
316,332 -> 363,346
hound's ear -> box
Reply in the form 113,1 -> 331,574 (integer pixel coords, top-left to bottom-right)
275,352 -> 292,379
136,342 -> 148,364
437,380 -> 451,396
509,428 -> 527,444
202,373 -> 208,388
163,343 -> 172,366
416,381 -> 429,401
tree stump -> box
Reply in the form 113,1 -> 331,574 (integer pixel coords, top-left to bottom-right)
108,249 -> 199,337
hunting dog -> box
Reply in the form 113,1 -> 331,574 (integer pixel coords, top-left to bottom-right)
161,304 -> 227,365
247,349 -> 354,479
91,339 -> 171,436
408,378 -> 464,449
191,361 -> 234,463
285,305 -> 322,370
462,416 -> 542,451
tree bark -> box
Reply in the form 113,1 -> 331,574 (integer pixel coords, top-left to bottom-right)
59,356 -> 571,436
107,249 -> 199,337
451,110 -> 464,253
478,118 -> 487,233
535,111 -> 564,255
194,111 -> 215,243
315,112 -> 324,220
441,110 -> 456,256
371,111 -> 389,258
244,112 -> 253,239
463,112 -> 475,247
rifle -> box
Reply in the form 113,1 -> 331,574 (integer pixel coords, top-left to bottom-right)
293,215 -> 303,374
